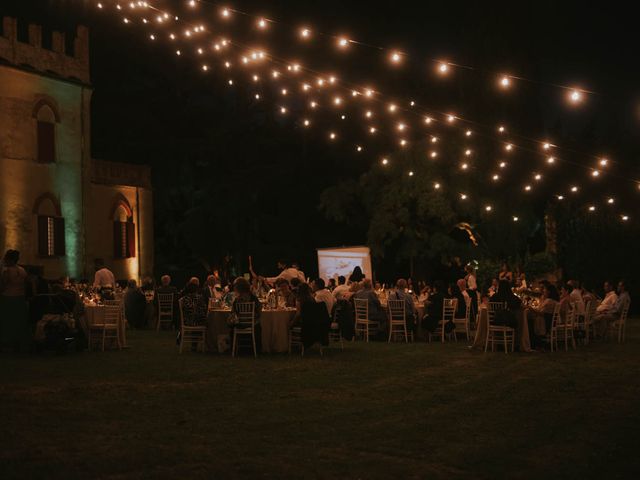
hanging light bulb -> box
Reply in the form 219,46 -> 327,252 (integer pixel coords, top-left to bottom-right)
547,156 -> 555,164
257,18 -> 268,29
390,51 -> 402,64
568,88 -> 583,104
485,205 -> 493,212
221,8 -> 231,18
460,193 -> 467,200
337,37 -> 350,48
382,158 -> 389,165
300,27 -> 311,39
513,216 -> 519,222
499,162 -> 507,168
437,61 -> 449,75
499,75 -> 511,88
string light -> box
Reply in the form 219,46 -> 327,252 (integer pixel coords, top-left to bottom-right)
534,173 -> 542,181
303,119 -> 310,127
622,215 -> 629,221
571,186 -> 578,192
437,62 -> 449,75
337,37 -> 350,48
485,205 -> 492,212
300,27 -> 311,39
408,170 -> 414,177
499,162 -> 507,168
568,88 -> 583,104
424,116 -> 433,125
464,149 -> 472,156
524,185 -> 532,191
434,182 -> 441,189
513,216 -> 519,222
430,151 -> 438,158
381,157 -> 389,165
588,205 -> 596,212
102,2 -> 637,221
329,132 -> 337,140
499,75 -> 511,88
460,193 -> 467,200
460,163 -> 469,170
492,174 -> 500,181
557,195 -> 564,200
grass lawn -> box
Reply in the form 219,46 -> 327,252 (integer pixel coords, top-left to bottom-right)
1,323 -> 639,480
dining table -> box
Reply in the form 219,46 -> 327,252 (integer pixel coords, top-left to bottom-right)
471,307 -> 532,352
206,307 -> 297,353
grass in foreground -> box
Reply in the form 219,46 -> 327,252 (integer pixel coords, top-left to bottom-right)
1,324 -> 639,479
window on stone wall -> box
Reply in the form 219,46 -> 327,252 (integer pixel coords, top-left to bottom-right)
35,195 -> 65,257
35,105 -> 57,163
113,205 -> 135,259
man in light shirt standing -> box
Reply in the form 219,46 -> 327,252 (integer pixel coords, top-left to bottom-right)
264,260 -> 306,285
93,259 -> 116,288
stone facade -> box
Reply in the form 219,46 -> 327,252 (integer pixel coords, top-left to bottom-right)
0,17 -> 153,282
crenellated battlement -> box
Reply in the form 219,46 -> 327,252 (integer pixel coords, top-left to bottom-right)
0,17 -> 90,84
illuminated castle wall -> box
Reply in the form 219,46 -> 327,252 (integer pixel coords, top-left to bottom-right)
0,17 -> 154,281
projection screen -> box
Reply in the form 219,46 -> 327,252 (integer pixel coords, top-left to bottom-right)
317,246 -> 372,282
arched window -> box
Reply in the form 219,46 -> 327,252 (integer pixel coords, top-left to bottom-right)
33,100 -> 60,164
33,193 -> 65,257
111,198 -> 135,259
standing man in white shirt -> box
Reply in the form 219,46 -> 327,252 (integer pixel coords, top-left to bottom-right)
264,260 -> 306,285
93,259 -> 116,288
312,278 -> 335,315
332,276 -> 350,300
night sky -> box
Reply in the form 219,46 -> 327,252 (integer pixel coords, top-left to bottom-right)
1,0 -> 638,282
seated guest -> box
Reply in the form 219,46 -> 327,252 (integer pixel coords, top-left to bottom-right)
390,278 -> 416,333
353,279 -> 386,333
181,281 -> 208,326
312,278 -> 335,315
418,284 -> 431,303
594,280 -> 630,337
294,283 -> 330,349
203,274 -> 223,305
528,284 -> 559,348
289,277 -> 302,296
180,277 -> 201,298
231,277 -> 262,323
124,280 -> 147,329
421,281 -> 446,334
568,280 -> 585,315
595,281 -> 618,315
327,278 -> 337,291
498,263 -> 513,284
332,276 -> 350,300
275,278 -> 296,308
559,283 -> 573,320
490,279 -> 523,329
488,278 -> 499,297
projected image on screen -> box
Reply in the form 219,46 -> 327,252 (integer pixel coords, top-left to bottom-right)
317,246 -> 372,282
